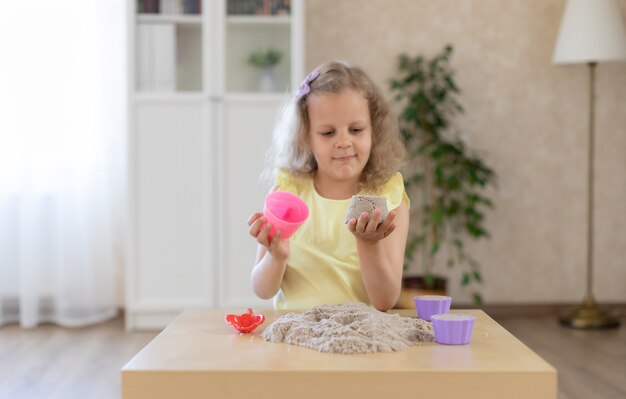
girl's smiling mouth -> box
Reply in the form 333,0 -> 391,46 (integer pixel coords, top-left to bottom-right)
333,155 -> 356,161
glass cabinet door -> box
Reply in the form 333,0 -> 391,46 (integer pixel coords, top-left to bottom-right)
225,0 -> 292,93
135,0 -> 203,92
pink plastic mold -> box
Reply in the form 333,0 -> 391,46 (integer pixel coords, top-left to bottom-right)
263,191 -> 309,239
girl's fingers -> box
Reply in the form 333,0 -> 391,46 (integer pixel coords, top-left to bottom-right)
269,229 -> 282,251
248,217 -> 266,237
247,212 -> 263,226
356,212 -> 369,233
347,209 -> 396,240
257,222 -> 272,247
380,211 -> 396,231
347,218 -> 357,232
366,209 -> 381,233
384,223 -> 396,238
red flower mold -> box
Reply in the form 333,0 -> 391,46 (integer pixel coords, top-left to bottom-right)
224,308 -> 265,333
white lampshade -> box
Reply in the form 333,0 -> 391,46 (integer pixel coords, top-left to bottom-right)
553,0 -> 626,64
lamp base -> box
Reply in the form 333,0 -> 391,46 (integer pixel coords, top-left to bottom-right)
559,296 -> 620,329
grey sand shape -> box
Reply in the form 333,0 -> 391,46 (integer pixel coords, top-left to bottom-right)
345,195 -> 388,224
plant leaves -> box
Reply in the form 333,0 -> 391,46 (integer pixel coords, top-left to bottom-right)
390,44 -> 496,303
461,272 -> 470,287
424,274 -> 435,289
429,241 -> 441,257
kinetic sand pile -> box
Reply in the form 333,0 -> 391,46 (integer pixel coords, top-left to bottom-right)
262,302 -> 434,354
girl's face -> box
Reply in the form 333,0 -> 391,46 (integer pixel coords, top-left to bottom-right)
307,89 -> 372,188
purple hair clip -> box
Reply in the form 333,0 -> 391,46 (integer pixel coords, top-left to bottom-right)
295,70 -> 320,100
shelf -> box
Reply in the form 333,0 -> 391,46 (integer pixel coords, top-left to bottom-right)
225,92 -> 290,103
135,20 -> 202,92
225,20 -> 291,92
133,92 -> 290,103
226,15 -> 290,25
137,14 -> 202,25
132,92 -> 206,102
134,1 -> 298,95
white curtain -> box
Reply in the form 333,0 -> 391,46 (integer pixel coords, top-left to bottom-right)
0,1 -> 126,327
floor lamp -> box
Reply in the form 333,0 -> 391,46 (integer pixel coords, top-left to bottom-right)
553,0 -> 626,329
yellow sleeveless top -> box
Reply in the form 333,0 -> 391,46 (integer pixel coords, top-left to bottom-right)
273,170 -> 410,310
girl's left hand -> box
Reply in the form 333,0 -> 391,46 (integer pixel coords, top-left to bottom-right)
347,208 -> 396,242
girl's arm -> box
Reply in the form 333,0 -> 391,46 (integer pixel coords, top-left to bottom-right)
248,212 -> 290,299
349,199 -> 409,311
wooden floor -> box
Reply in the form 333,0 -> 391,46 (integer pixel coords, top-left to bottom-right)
497,314 -> 626,399
0,313 -> 624,399
0,316 -> 157,399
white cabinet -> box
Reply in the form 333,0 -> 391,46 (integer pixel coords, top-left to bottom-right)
128,100 -> 213,330
218,96 -> 288,307
126,0 -> 303,330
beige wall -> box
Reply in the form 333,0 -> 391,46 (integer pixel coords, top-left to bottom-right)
306,0 -> 626,304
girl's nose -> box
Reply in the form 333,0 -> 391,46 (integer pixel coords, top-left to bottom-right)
335,132 -> 352,149
335,139 -> 352,149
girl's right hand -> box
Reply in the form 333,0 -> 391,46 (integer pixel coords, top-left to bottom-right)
247,212 -> 290,261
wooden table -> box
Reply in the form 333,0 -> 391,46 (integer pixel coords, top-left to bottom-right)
122,309 -> 557,399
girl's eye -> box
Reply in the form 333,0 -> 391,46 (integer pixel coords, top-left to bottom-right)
351,128 -> 363,134
321,131 -> 334,137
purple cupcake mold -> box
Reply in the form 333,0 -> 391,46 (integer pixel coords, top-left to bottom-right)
431,314 -> 476,345
413,295 -> 452,321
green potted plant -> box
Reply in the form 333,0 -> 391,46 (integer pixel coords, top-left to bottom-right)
248,48 -> 283,91
389,45 -> 496,305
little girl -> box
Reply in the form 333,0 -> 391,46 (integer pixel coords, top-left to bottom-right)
247,61 -> 409,311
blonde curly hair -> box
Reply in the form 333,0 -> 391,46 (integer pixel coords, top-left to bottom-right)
265,60 -> 405,193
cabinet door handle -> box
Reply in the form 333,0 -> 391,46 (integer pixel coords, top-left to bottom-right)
208,95 -> 223,102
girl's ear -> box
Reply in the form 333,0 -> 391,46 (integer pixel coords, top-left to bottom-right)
307,153 -> 317,171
